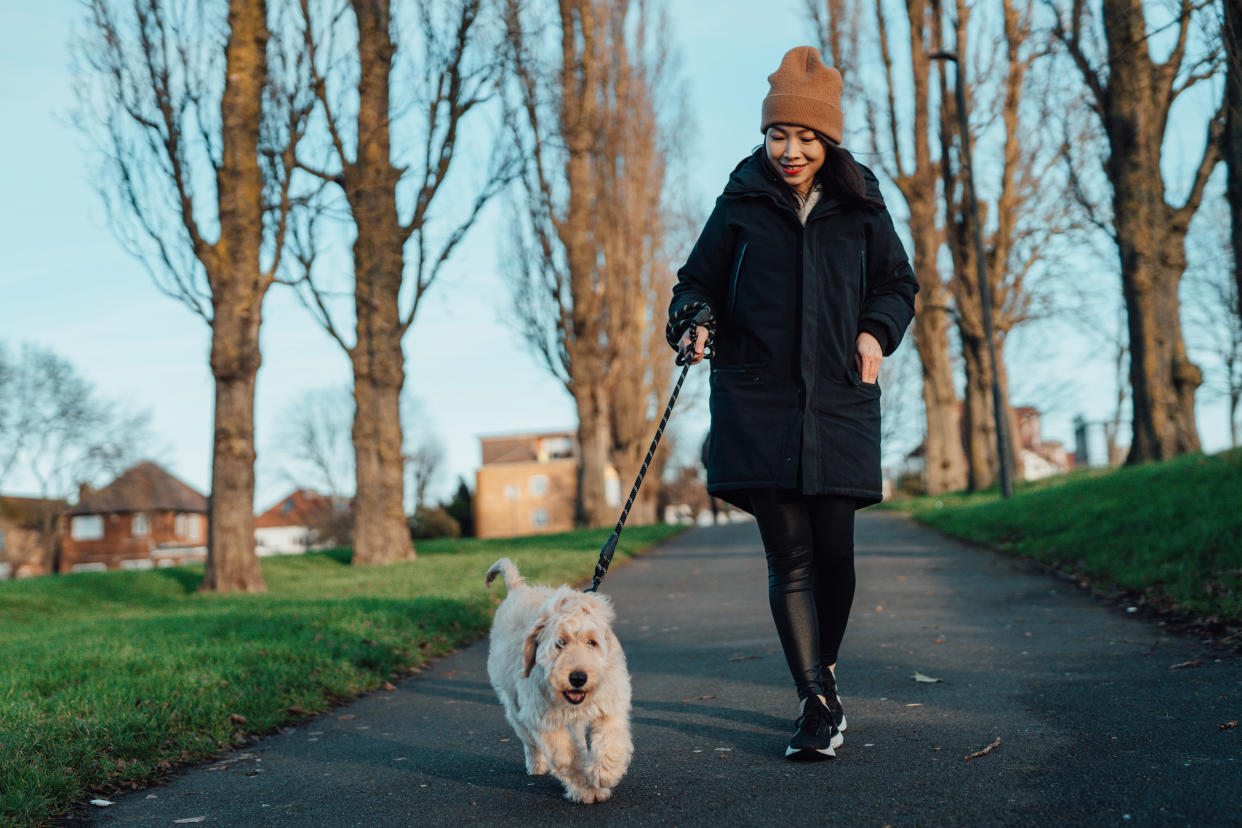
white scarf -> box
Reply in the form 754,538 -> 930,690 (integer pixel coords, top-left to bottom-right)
796,184 -> 821,226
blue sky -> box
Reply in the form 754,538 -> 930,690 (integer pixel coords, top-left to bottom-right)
0,0 -> 1232,510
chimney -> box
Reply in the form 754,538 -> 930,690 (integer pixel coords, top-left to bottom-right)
78,483 -> 93,504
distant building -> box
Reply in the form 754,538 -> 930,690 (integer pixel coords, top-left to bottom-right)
474,431 -> 620,539
902,404 -> 1072,489
254,489 -> 345,555
0,495 -> 67,579
59,462 -> 208,573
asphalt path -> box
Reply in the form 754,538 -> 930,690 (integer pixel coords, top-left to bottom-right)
90,512 -> 1240,827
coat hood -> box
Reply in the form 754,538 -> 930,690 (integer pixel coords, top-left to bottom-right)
722,146 -> 885,209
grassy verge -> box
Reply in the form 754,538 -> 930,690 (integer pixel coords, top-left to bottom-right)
0,523 -> 684,827
882,448 -> 1242,625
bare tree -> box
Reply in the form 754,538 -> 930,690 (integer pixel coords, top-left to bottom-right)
1185,198 -> 1242,446
288,0 -> 513,564
1048,0 -> 1225,463
812,0 -> 969,495
1224,0 -> 1242,320
272,385 -> 354,497
1,343 -> 152,573
504,0 -> 678,526
936,0 -> 1073,489
76,0 -> 310,592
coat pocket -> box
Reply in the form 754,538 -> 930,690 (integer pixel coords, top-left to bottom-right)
707,369 -> 795,486
727,242 -> 749,318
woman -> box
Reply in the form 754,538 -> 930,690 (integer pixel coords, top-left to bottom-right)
666,46 -> 918,760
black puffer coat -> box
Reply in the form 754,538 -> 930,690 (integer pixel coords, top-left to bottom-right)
668,148 -> 918,511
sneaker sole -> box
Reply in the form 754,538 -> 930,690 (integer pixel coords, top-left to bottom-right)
785,744 -> 836,760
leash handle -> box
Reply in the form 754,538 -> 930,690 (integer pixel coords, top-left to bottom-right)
585,358 -> 692,593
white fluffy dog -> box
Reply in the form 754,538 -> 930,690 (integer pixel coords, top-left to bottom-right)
485,558 -> 633,803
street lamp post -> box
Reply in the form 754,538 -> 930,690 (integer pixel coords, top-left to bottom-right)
931,48 -> 1014,499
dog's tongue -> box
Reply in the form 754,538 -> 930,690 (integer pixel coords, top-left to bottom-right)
564,689 -> 586,704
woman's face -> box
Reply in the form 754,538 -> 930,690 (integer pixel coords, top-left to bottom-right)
765,124 -> 825,196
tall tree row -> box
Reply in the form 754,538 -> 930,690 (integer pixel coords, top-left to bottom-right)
78,0 -> 309,591
1050,0 -> 1224,463
289,0 -> 512,564
505,0 -> 676,527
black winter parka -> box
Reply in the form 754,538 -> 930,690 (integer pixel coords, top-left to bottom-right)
668,148 -> 918,511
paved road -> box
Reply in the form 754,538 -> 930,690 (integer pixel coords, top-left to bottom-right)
91,512 -> 1240,827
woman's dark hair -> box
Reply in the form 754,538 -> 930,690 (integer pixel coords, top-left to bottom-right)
761,128 -> 885,211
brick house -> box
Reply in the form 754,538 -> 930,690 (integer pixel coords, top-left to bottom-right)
60,462 -> 208,572
254,489 -> 345,555
0,495 -> 67,579
474,431 -> 620,539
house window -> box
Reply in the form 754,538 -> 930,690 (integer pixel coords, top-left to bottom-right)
531,509 -> 548,528
71,562 -> 108,573
71,515 -> 104,541
132,513 -> 149,537
121,558 -> 154,570
529,475 -> 549,496
175,513 -> 202,541
504,485 -> 520,501
540,436 -> 573,459
281,499 -> 294,514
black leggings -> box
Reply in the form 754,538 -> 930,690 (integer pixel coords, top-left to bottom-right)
748,489 -> 856,701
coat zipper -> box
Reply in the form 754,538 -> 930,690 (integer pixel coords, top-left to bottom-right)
728,242 -> 748,317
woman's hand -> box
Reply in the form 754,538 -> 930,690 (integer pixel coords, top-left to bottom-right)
855,331 -> 882,384
678,325 -> 711,365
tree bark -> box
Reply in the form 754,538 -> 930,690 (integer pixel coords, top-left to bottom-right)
346,0 -> 414,564
200,0 -> 270,592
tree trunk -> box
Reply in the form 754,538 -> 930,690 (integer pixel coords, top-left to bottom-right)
1225,0 -> 1242,321
1098,0 -> 1206,462
575,381 -> 612,527
345,0 -> 414,564
1118,250 -> 1202,460
200,0 -> 271,593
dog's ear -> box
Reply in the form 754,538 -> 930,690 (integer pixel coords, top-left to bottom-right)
523,621 -> 545,678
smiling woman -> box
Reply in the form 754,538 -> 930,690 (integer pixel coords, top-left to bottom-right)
666,45 -> 919,761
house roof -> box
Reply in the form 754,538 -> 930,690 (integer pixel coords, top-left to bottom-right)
255,489 -> 337,528
0,495 -> 67,529
71,462 -> 207,516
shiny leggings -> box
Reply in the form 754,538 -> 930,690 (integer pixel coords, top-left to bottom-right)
748,489 -> 856,701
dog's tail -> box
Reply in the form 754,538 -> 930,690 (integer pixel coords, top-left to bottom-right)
485,558 -> 525,592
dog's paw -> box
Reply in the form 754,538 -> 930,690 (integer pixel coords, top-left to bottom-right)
525,756 -> 549,776
588,759 -> 627,789
565,786 -> 611,804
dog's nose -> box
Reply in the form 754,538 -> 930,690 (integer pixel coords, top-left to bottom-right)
569,671 -> 588,688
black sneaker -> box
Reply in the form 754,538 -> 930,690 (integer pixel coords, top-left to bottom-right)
822,672 -> 847,736
785,695 -> 839,760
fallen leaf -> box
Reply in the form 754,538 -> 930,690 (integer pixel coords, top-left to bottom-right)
875,605 -> 884,612
906,703 -> 923,707
173,818 -> 206,824
681,695 -> 717,702
382,682 -> 397,691
338,714 -> 356,720
228,713 -> 246,725
964,737 -> 1001,760
1169,660 -> 1202,670
933,637 -> 947,644
913,672 -> 942,683
1220,721 -> 1238,730
727,654 -> 760,662
288,705 -> 307,715
90,799 -> 113,807
500,738 -> 511,742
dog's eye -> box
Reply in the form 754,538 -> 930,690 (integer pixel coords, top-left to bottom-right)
588,639 -> 598,648
555,638 -> 566,649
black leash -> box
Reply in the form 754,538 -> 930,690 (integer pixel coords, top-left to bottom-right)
585,317 -> 713,593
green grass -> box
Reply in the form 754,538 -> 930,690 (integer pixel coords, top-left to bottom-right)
883,448 -> 1242,622
0,523 -> 684,828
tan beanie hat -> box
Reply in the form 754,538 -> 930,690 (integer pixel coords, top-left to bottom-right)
760,46 -> 844,144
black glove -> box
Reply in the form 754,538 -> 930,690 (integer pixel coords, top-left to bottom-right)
675,305 -> 716,366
